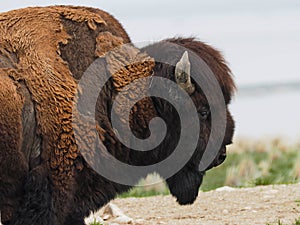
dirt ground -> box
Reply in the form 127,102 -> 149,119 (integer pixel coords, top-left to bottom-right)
102,183 -> 300,225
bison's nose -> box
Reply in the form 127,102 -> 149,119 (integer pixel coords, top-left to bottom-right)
206,147 -> 227,170
216,151 -> 226,166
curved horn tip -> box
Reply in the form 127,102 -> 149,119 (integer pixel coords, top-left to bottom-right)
182,51 -> 189,61
175,51 -> 195,95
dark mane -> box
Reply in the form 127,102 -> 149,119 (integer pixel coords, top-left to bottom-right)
144,37 -> 235,104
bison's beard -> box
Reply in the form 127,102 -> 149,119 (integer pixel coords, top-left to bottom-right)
166,168 -> 204,205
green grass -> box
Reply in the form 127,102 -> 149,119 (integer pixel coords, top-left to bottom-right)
201,139 -> 300,191
267,219 -> 300,225
89,220 -> 104,225
201,149 -> 299,191
117,173 -> 170,198
118,139 -> 300,198
200,152 -> 267,191
119,187 -> 169,198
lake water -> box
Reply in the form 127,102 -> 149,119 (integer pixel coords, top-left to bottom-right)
1,0 -> 300,141
231,90 -> 300,142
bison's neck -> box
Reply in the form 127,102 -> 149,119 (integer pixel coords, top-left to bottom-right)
71,47 -> 160,211
92,45 -> 156,157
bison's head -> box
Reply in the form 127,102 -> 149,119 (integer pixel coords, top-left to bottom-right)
142,37 -> 235,205
74,38 -> 234,206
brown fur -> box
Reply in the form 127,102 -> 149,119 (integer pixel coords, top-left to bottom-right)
0,6 -> 235,225
141,38 -> 235,205
143,37 -> 235,167
166,37 -> 235,103
0,6 -> 137,225
0,70 -> 28,222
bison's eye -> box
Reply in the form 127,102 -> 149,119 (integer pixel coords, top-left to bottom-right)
198,107 -> 210,120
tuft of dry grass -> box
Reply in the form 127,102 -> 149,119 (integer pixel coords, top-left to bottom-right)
229,137 -> 296,153
292,154 -> 300,179
225,157 -> 259,186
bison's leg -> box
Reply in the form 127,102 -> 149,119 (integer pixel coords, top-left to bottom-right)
0,74 -> 54,225
9,166 -> 54,225
63,166 -> 130,225
0,74 -> 28,224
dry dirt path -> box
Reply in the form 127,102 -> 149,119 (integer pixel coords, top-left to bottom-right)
105,183 -> 300,225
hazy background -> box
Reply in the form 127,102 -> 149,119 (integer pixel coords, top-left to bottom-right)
1,0 -> 300,141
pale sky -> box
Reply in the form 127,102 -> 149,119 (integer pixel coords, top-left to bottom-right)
1,1 -> 299,86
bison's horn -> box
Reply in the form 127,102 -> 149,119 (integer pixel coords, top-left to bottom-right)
175,51 -> 195,95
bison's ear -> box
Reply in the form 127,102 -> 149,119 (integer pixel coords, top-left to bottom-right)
175,51 -> 195,95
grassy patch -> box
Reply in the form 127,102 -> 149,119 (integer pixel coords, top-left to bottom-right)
90,222 -> 104,225
202,139 -> 300,191
119,187 -> 169,198
267,219 -> 300,225
119,138 -> 300,197
200,152 -> 267,191
118,173 -> 169,198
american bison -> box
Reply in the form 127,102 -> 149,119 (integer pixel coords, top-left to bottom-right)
0,5 -> 235,225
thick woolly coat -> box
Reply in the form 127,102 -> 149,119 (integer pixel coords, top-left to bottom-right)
0,5 -> 235,225
0,6 -> 156,225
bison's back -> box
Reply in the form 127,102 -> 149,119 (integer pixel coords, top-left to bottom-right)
0,5 -> 131,179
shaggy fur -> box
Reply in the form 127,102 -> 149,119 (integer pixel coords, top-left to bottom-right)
0,6 -> 235,225
0,6 -> 133,225
142,38 -> 235,204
